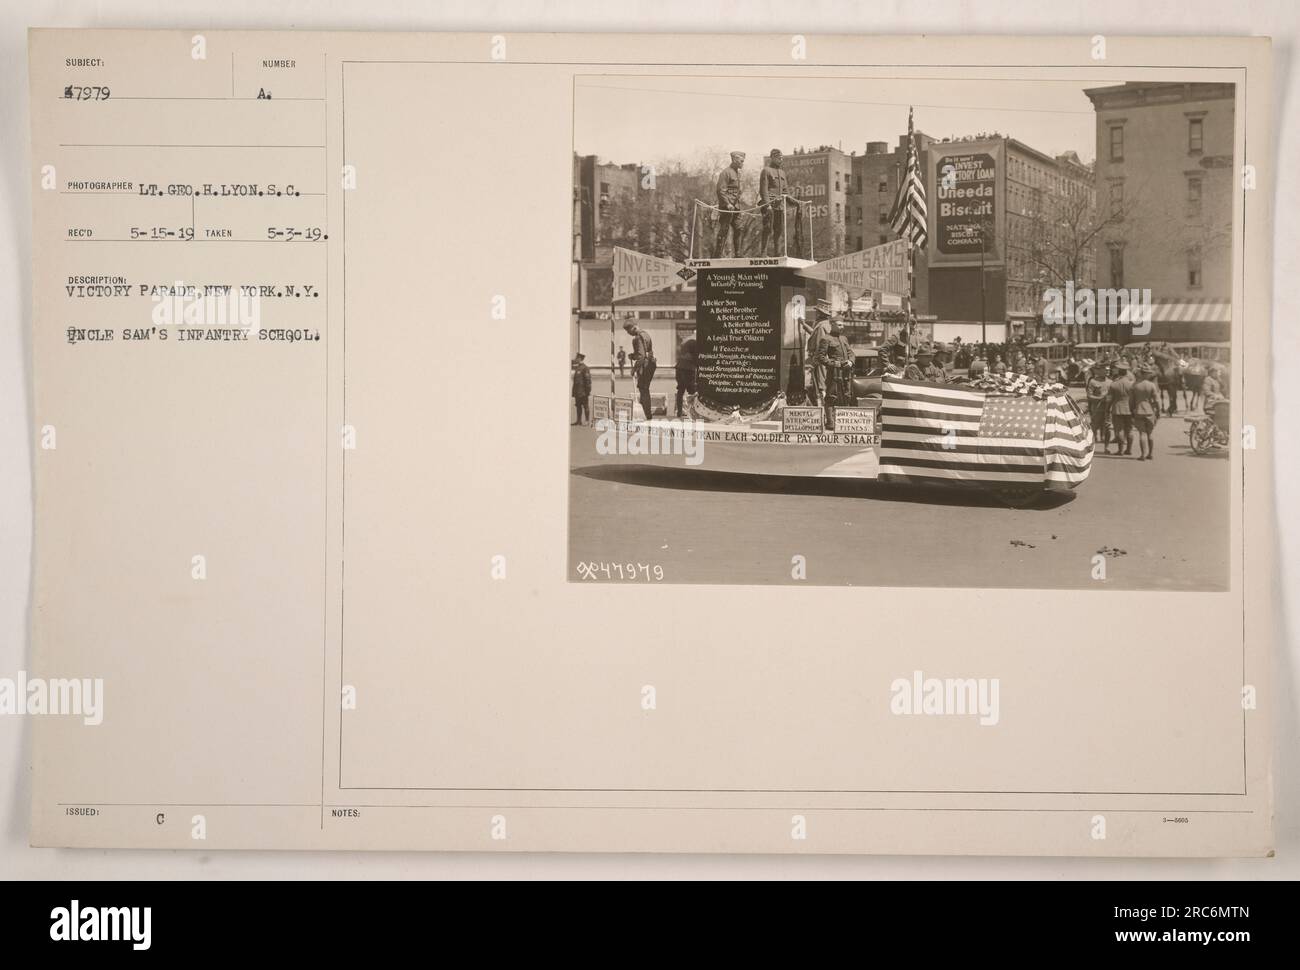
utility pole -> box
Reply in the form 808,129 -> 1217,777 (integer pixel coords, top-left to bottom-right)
979,224 -> 987,348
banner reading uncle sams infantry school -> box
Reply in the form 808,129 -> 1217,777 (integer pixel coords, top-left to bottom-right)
611,247 -> 691,301
797,238 -> 908,295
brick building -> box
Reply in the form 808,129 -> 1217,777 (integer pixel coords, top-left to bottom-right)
1083,81 -> 1235,342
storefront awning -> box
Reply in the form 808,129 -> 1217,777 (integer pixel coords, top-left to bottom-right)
1119,298 -> 1232,324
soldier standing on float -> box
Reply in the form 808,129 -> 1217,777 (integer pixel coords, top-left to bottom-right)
804,310 -> 833,406
759,149 -> 804,257
623,320 -> 657,420
674,337 -> 698,417
824,321 -> 855,405
713,151 -> 746,258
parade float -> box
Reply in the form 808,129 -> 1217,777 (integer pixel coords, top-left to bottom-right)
591,242 -> 1093,508
591,131 -> 1093,508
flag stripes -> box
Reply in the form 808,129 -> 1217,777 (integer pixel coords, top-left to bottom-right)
1044,391 -> 1094,485
889,107 -> 928,249
876,378 -> 1094,490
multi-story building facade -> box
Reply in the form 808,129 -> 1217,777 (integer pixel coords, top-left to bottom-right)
1003,143 -> 1098,340
1083,81 -> 1234,342
573,154 -> 642,263
572,153 -> 693,368
849,133 -> 936,315
781,145 -> 853,260
913,134 -> 1098,344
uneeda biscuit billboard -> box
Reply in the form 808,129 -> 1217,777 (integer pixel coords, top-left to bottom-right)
928,138 -> 1004,266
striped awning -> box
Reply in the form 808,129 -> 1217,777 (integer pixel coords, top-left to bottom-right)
1120,298 -> 1231,324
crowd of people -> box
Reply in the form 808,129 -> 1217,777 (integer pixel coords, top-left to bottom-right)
1084,361 -> 1163,460
572,321 -> 1230,449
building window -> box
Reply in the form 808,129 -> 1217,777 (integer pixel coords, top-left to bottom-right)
1188,117 -> 1204,154
835,203 -> 842,222
879,234 -> 889,244
1187,176 -> 1203,215
879,205 -> 890,224
1188,247 -> 1202,288
1109,245 -> 1124,289
878,176 -> 889,193
1109,125 -> 1124,162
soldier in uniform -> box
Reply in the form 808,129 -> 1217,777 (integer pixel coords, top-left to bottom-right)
1130,365 -> 1161,461
803,310 -> 832,406
623,320 -> 657,420
1106,361 -> 1136,455
759,149 -> 804,257
571,353 -> 591,426
1086,363 -> 1112,451
821,321 -> 855,406
713,151 -> 746,258
674,337 -> 698,417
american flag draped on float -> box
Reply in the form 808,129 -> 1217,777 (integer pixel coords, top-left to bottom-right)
889,107 -> 928,248
876,377 -> 1094,488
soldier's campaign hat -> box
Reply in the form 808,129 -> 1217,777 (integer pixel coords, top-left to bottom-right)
574,352 -> 585,360
769,148 -> 783,158
730,150 -> 746,162
1115,361 -> 1130,372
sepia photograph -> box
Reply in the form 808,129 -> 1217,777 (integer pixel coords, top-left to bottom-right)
569,75 -> 1235,590
2,3 -> 1288,929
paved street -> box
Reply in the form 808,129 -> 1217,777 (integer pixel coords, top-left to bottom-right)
568,389 -> 1230,591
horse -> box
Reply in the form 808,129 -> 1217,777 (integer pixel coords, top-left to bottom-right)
1181,359 -> 1207,412
1151,347 -> 1183,415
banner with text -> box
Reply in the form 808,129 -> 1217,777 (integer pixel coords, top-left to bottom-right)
798,238 -> 908,296
611,247 -> 690,302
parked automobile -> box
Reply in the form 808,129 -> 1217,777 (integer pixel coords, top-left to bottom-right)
1071,341 -> 1120,374
1024,341 -> 1072,382
1171,341 -> 1231,365
850,347 -> 888,400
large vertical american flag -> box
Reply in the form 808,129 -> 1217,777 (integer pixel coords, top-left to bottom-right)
877,378 -> 1093,487
889,107 -> 928,249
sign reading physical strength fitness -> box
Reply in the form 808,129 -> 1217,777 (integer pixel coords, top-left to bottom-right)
830,405 -> 879,434
695,268 -> 783,409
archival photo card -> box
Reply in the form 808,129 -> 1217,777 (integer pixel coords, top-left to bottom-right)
26,30 -> 1273,857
